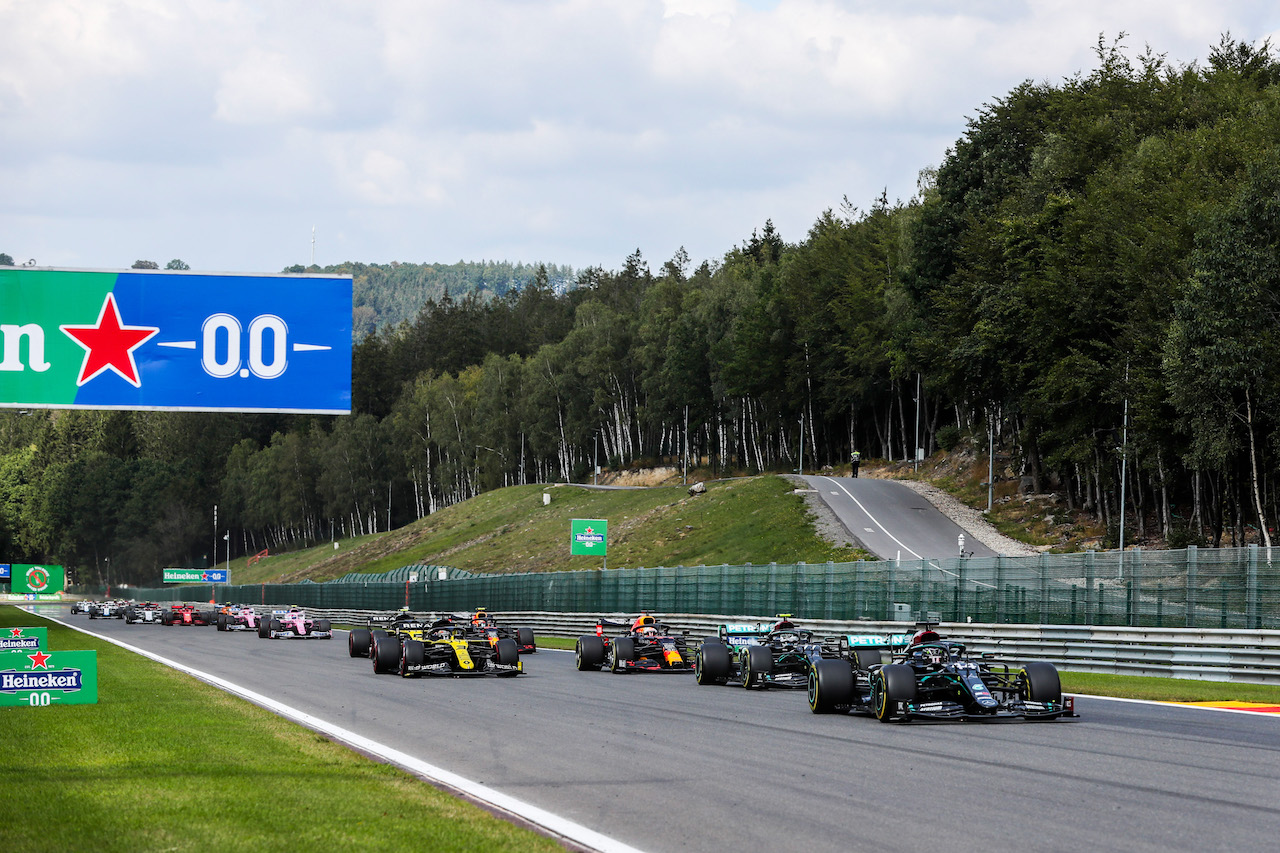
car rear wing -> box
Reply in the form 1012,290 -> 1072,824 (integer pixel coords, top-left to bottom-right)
823,633 -> 915,650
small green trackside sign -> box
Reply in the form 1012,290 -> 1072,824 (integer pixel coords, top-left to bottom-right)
0,648 -> 98,707
11,564 -> 65,595
0,626 -> 48,652
570,519 -> 608,556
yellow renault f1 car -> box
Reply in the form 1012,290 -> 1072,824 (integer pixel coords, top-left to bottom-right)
355,612 -> 524,677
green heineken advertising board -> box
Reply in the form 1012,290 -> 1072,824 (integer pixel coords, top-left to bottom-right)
0,648 -> 98,706
10,564 -> 65,595
0,627 -> 48,652
570,519 -> 608,556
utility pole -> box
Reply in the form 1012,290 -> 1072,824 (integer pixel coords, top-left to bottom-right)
1118,363 -> 1130,578
987,414 -> 994,513
914,372 -> 921,472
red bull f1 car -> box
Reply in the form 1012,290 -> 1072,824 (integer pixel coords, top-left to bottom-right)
807,625 -> 1076,722
575,614 -> 695,673
463,608 -> 537,654
695,614 -> 819,689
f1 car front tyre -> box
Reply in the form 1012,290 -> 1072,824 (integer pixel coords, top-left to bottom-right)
743,645 -> 773,689
873,663 -> 916,723
349,628 -> 372,658
808,659 -> 854,713
495,638 -> 519,666
400,639 -> 424,677
314,618 -> 332,636
609,637 -> 636,673
257,618 -> 270,638
1020,661 -> 1062,704
696,641 -> 730,685
576,636 -> 605,671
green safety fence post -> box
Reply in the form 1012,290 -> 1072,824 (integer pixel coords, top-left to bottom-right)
1248,544 -> 1259,629
1084,551 -> 1096,626
1186,545 -> 1198,628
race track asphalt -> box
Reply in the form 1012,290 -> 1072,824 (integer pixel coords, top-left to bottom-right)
42,608 -> 1280,853
803,475 -> 999,560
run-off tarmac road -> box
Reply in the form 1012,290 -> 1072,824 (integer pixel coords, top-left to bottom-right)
48,609 -> 1280,853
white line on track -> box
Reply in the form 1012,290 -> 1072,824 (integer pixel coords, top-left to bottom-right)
30,609 -> 648,853
815,475 -> 923,560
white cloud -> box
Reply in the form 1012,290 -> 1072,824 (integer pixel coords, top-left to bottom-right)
1,0 -> 1277,272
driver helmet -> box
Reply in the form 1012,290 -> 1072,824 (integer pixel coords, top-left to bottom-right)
912,629 -> 941,646
924,646 -> 946,665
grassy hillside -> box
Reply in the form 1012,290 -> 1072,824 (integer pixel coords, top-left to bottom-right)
239,475 -> 869,584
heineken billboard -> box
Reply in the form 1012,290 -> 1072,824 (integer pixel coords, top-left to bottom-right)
11,564 -> 64,595
163,568 -> 229,584
0,267 -> 352,414
0,627 -> 47,652
570,519 -> 608,556
0,648 -> 98,707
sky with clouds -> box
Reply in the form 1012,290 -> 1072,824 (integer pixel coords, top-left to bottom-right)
3,1 -> 1278,275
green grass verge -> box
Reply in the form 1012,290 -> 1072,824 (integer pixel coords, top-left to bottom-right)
0,606 -> 565,853
237,475 -> 872,584
1060,670 -> 1280,704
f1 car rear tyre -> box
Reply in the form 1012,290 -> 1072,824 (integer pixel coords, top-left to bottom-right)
369,629 -> 388,658
576,636 -> 605,670
873,663 -> 917,722
743,645 -> 773,689
516,627 -> 536,650
696,641 -> 731,685
372,636 -> 401,674
494,637 -> 519,666
808,659 -> 854,713
854,647 -> 886,670
400,639 -> 424,677
349,628 -> 371,657
1021,661 -> 1062,704
609,637 -> 636,673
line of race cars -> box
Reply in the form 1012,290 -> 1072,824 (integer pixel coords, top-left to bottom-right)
572,612 -> 1077,723
72,596 -> 1075,721
71,600 -> 332,637
347,608 -> 535,677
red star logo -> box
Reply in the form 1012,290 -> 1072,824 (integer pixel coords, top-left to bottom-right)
60,293 -> 159,387
28,650 -> 51,668
585,527 -> 594,535
8,628 -> 22,637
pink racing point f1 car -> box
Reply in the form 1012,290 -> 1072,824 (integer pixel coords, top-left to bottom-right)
257,606 -> 332,639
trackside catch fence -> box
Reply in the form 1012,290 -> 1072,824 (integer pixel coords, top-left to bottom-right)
128,544 -> 1280,630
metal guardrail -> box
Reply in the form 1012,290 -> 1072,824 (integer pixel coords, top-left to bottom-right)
284,607 -> 1280,685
